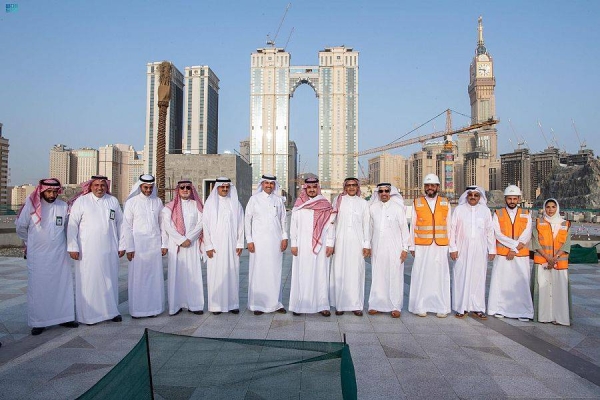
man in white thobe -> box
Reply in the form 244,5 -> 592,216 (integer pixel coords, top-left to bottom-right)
67,175 -> 125,325
408,174 -> 452,318
245,174 -> 288,315
449,186 -> 496,319
289,177 -> 334,317
329,177 -> 370,316
203,177 -> 244,315
16,178 -> 78,335
161,180 -> 205,315
120,174 -> 166,319
368,183 -> 410,318
487,185 -> 533,321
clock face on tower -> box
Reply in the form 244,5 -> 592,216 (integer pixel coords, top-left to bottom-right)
477,63 -> 491,77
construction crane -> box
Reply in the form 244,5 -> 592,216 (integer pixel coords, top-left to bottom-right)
266,3 -> 291,47
572,119 -> 587,152
356,110 -> 498,157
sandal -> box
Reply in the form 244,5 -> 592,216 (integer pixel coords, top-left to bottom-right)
455,312 -> 466,319
472,312 -> 488,320
391,310 -> 401,318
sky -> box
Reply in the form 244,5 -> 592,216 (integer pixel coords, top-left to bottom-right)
1,0 -> 599,185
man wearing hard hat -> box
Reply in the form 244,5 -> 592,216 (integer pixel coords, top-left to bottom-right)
408,174 -> 452,318
487,185 -> 534,321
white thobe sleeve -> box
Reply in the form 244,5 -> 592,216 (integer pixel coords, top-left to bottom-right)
67,200 -> 83,252
485,210 -> 496,255
280,199 -> 289,240
161,207 -> 187,246
325,214 -> 335,247
290,210 -> 299,248
236,203 -> 245,248
157,203 -> 167,248
120,201 -> 134,252
362,203 -> 371,249
493,213 -> 519,252
244,198 -> 255,244
202,208 -> 215,252
449,208 -> 459,253
398,207 -> 410,252
15,199 -> 32,244
408,200 -> 416,251
186,210 -> 203,243
114,203 -> 124,251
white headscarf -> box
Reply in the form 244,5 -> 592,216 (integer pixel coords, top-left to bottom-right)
253,174 -> 283,198
458,186 -> 487,206
542,198 -> 566,238
370,183 -> 406,209
126,174 -> 157,202
204,177 -> 242,240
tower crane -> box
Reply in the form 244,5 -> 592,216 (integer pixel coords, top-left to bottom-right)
356,109 -> 498,157
572,119 -> 587,152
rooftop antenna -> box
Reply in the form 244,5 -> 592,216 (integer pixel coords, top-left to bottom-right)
267,3 -> 291,47
537,121 -> 551,148
571,119 -> 587,152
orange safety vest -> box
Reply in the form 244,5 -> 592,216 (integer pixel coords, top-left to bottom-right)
413,196 -> 449,246
533,218 -> 570,269
495,208 -> 530,257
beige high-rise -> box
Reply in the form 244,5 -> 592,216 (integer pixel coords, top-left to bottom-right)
250,46 -> 358,199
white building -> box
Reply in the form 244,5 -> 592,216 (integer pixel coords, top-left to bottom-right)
182,66 -> 219,155
70,148 -> 98,185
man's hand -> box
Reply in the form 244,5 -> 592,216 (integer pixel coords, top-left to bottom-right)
118,250 -> 126,258
488,253 -> 495,261
326,246 -> 334,257
506,250 -> 517,260
69,251 -> 79,260
400,250 -> 408,263
236,248 -> 243,256
126,252 -> 135,261
281,239 -> 288,252
180,239 -> 191,248
362,248 -> 371,258
206,249 -> 215,259
516,242 -> 525,250
291,247 -> 298,256
450,251 -> 458,261
161,248 -> 168,256
248,242 -> 255,253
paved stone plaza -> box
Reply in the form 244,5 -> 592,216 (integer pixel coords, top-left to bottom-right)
1,251 -> 600,399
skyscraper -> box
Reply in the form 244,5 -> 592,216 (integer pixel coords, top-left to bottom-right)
0,123 -> 9,205
182,66 -> 219,155
99,144 -> 144,203
250,45 -> 358,197
49,144 -> 72,185
145,62 -> 184,175
70,148 -> 99,184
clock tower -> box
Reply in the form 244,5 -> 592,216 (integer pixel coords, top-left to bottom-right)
468,16 -> 496,125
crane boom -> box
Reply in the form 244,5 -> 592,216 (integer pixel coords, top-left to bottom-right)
356,118 -> 498,157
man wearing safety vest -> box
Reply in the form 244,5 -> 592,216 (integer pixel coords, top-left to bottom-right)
408,174 -> 452,318
487,185 -> 534,321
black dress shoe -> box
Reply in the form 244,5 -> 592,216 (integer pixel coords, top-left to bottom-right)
253,311 -> 264,316
335,311 -> 344,316
131,316 -> 142,319
190,310 -> 204,315
353,310 -> 364,316
111,315 -> 122,322
230,309 -> 240,314
320,310 -> 331,317
171,309 -> 182,316
212,312 -> 222,315
59,321 -> 79,328
31,327 -> 45,336
292,312 -> 301,316
276,307 -> 287,314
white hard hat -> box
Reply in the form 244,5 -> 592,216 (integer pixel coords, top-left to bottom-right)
423,174 -> 441,185
503,185 -> 522,196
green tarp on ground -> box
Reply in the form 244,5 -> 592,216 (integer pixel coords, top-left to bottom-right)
569,244 -> 599,264
78,329 -> 357,400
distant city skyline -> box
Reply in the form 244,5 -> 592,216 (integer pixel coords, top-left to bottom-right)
1,1 -> 598,185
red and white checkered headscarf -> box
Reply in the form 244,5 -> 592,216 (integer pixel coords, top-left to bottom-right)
16,178 -> 62,224
165,180 -> 204,236
67,175 -> 112,209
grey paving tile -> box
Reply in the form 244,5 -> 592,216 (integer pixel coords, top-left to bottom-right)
492,376 -> 560,398
448,375 -> 508,399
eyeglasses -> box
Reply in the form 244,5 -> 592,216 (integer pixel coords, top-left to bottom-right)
179,185 -> 192,190
345,183 -> 358,187
378,189 -> 390,193
467,193 -> 480,197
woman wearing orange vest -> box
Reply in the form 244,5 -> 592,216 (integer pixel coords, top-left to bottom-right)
531,198 -> 571,326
